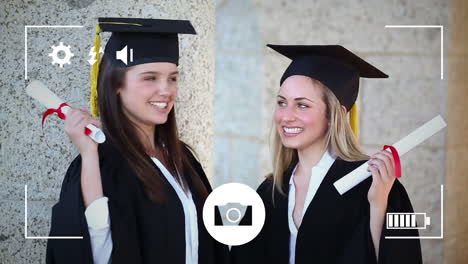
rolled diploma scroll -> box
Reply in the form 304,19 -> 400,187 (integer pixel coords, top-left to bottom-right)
26,80 -> 106,144
333,115 -> 446,195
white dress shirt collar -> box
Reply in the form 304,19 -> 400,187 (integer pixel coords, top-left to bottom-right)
151,157 -> 199,264
288,150 -> 336,264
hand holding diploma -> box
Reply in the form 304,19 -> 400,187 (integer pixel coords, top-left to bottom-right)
64,108 -> 102,154
26,80 -> 106,144
367,149 -> 397,206
334,115 -> 446,195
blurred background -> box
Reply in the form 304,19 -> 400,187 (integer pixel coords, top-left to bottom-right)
1,0 -> 467,263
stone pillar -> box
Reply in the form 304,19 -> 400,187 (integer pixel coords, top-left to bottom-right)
214,0 -> 265,189
0,0 -> 215,262
445,0 -> 468,262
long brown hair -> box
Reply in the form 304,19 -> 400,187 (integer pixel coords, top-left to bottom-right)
271,78 -> 368,194
97,55 -> 208,203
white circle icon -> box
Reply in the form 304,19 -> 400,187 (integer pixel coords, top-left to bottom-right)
202,183 -> 266,246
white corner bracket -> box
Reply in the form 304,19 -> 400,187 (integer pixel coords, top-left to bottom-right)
24,185 -> 83,239
385,25 -> 444,80
385,184 -> 444,240
24,25 -> 84,80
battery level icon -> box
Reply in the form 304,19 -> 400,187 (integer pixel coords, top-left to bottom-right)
386,213 -> 431,229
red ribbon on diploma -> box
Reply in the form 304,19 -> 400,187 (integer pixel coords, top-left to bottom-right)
42,103 -> 92,136
42,102 -> 68,126
383,145 -> 402,178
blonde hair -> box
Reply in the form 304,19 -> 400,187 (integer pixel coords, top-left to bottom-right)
270,78 -> 368,195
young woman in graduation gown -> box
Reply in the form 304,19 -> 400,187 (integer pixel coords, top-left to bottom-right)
46,18 -> 229,264
230,45 -> 423,264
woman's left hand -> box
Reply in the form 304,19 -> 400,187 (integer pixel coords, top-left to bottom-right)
367,150 -> 397,208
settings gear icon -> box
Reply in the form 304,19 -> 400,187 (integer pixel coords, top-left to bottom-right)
48,42 -> 74,68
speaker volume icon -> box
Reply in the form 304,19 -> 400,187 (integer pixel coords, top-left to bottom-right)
116,45 -> 133,65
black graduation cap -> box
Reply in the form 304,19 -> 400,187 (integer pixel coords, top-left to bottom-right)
98,17 -> 196,67
90,18 -> 196,117
266,44 -> 388,111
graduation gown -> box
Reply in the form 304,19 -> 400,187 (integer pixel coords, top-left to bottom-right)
46,141 -> 229,264
231,159 -> 422,264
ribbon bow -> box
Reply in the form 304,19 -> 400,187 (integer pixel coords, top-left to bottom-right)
42,103 -> 68,127
41,103 -> 92,135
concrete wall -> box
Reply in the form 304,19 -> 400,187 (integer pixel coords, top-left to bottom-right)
0,0 -> 215,262
215,0 -> 453,263
214,0 -> 266,188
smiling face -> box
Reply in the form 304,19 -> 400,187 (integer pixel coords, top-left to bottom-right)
118,62 -> 178,132
274,75 -> 329,151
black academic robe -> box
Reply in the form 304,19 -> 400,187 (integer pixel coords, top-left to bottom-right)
46,141 -> 229,264
231,159 -> 422,264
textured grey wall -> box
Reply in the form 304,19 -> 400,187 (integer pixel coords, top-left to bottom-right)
0,0 -> 215,262
214,0 -> 266,188
215,0 -> 449,263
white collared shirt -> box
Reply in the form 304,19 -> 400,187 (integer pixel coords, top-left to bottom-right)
151,157 -> 199,264
85,157 -> 199,264
288,151 -> 336,264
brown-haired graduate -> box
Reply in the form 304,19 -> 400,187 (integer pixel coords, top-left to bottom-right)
230,45 -> 422,264
45,18 -> 229,264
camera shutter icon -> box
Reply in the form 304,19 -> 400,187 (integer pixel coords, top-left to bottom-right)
203,183 -> 265,246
